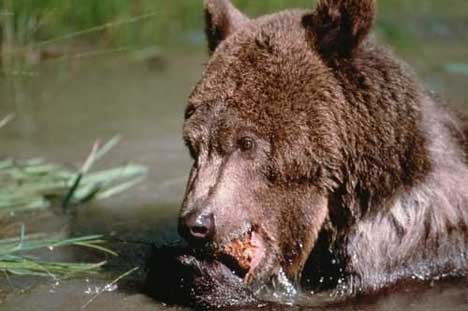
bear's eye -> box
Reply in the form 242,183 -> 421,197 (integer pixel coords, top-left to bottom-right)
238,137 -> 255,152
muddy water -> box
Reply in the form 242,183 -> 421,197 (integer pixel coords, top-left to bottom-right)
1,36 -> 468,311
0,49 -> 200,311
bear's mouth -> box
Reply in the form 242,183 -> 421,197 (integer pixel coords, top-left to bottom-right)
214,228 -> 266,282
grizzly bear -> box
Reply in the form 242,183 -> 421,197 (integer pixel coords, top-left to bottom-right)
162,0 -> 468,308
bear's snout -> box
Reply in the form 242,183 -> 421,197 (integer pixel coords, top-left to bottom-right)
179,209 -> 215,244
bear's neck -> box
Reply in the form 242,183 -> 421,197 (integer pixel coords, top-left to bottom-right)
305,42 -> 468,294
330,42 -> 433,223
342,93 -> 468,293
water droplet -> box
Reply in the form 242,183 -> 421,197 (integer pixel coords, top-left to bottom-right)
104,284 -> 118,292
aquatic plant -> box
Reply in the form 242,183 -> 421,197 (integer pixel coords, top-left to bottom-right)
0,136 -> 146,215
0,227 -> 116,278
0,129 -> 145,278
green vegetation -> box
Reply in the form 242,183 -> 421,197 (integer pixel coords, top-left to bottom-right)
0,136 -> 146,215
0,123 -> 146,279
0,230 -> 115,278
2,0 -> 467,50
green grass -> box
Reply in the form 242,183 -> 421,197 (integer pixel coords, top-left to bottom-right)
2,0 -> 467,51
0,130 -> 145,279
0,136 -> 146,215
0,228 -> 115,278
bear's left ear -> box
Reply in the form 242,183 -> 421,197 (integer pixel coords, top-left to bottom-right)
302,0 -> 376,58
204,0 -> 249,54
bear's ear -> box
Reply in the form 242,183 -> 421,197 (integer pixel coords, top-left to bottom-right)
302,0 -> 376,58
204,0 -> 249,53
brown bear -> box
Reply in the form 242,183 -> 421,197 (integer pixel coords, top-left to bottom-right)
172,0 -> 468,308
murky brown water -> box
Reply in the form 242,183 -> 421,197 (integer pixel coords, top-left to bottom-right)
0,48 -> 200,310
1,25 -> 467,311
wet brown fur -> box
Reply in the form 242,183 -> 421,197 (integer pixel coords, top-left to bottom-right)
177,0 -> 468,308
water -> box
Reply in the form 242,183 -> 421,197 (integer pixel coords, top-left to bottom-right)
0,49 -> 202,310
1,23 -> 468,311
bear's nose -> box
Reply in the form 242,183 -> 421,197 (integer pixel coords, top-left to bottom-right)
179,211 -> 215,243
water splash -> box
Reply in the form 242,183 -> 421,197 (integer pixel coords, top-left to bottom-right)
254,268 -> 298,305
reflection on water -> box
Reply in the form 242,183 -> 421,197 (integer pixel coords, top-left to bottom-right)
0,49 -> 203,310
0,16 -> 467,311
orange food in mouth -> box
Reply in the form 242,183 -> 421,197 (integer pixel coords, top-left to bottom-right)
222,238 -> 256,271
216,231 -> 265,282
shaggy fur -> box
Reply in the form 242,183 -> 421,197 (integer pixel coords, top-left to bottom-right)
170,0 -> 468,308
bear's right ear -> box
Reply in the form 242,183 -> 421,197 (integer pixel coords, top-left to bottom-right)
204,0 -> 249,54
302,0 -> 376,59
